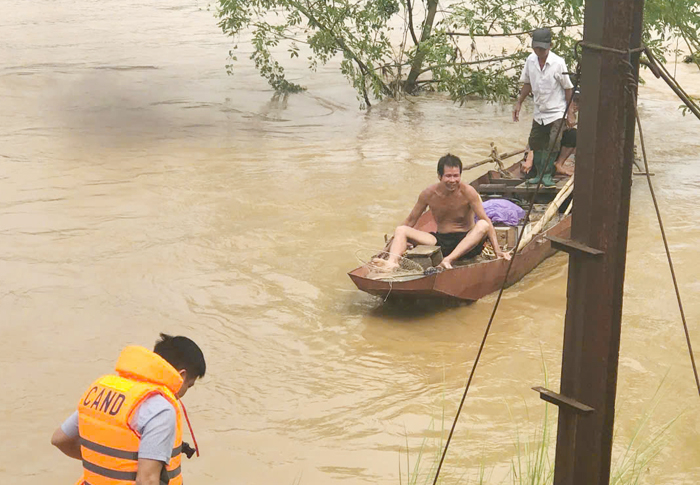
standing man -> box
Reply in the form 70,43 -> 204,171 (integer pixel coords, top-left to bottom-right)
51,334 -> 206,485
513,28 -> 575,185
376,154 -> 510,270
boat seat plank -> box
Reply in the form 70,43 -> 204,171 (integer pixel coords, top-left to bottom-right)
478,177 -> 570,196
406,245 -> 441,256
486,177 -> 526,186
405,245 -> 443,269
478,184 -> 559,195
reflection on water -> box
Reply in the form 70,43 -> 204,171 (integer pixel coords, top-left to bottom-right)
1,1 -> 699,483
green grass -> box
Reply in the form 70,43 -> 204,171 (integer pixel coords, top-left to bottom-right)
398,373 -> 480,485
506,401 -> 553,485
610,372 -> 681,485
400,367 -> 679,485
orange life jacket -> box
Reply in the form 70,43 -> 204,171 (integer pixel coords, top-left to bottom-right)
76,346 -> 184,485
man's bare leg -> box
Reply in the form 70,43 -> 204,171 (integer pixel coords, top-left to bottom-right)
438,221 -> 489,269
554,146 -> 575,176
375,225 -> 437,269
521,150 -> 534,174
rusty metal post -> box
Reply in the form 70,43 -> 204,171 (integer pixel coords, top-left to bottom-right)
541,0 -> 646,484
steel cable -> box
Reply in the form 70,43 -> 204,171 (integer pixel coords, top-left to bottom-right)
623,60 -> 700,397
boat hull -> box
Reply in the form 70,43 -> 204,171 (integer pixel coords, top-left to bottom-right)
348,213 -> 571,301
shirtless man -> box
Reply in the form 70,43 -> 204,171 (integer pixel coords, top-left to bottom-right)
380,154 -> 511,270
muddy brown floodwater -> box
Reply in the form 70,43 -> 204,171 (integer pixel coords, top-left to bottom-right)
1,1 -> 699,484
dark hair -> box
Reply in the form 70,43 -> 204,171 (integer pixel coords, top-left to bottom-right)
154,333 -> 206,379
437,154 -> 463,177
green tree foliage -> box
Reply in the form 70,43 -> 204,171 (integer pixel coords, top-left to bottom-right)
217,0 -> 700,108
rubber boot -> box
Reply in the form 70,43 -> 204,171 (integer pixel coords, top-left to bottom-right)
526,150 -> 557,187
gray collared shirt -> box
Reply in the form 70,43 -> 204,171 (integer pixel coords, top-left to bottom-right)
61,394 -> 177,464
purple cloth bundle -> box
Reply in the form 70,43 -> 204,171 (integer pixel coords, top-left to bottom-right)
477,199 -> 525,226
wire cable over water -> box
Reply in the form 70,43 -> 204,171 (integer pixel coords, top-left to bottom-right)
622,57 -> 700,397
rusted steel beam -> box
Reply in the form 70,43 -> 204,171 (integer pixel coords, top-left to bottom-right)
549,1 -> 646,484
532,387 -> 594,414
545,235 -> 604,257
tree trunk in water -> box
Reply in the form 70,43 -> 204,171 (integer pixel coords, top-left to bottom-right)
404,0 -> 439,93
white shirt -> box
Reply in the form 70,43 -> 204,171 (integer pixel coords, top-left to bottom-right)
520,51 -> 574,125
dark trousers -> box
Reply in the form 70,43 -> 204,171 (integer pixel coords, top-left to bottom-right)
528,118 -> 565,153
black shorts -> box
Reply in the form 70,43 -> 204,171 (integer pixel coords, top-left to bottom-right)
528,118 -> 565,152
561,128 -> 577,148
430,232 -> 485,259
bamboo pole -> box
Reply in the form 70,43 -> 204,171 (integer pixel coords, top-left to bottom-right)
462,149 -> 526,171
564,199 -> 573,216
517,177 -> 574,252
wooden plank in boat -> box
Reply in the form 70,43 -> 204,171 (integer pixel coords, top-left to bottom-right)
478,184 -> 558,195
485,177 -> 526,186
405,245 -> 443,269
477,179 -> 569,195
406,245 -> 441,256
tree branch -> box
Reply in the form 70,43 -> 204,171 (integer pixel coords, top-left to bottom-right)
369,60 -> 412,73
359,65 -> 372,108
405,0 -> 439,90
405,0 -> 420,46
419,53 -> 520,75
680,30 -> 700,70
290,0 -> 393,97
445,24 -> 581,38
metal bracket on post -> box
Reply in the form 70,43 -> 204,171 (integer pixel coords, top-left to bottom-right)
546,235 -> 604,257
532,386 -> 595,415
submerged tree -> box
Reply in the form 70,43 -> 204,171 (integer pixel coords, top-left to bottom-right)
217,0 -> 700,108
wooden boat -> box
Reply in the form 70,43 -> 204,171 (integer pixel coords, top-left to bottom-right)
348,159 -> 572,301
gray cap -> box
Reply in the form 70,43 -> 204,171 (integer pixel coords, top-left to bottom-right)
532,28 -> 552,49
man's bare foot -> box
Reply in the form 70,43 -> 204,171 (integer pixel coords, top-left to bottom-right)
555,162 -> 574,176
438,259 -> 453,270
371,258 -> 399,271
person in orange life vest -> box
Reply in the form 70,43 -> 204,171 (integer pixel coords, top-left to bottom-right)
51,334 -> 206,485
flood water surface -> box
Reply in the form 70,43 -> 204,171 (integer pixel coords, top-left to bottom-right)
1,1 -> 700,483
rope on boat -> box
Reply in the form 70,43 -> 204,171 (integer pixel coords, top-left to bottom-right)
460,147 -> 526,172
355,249 -> 424,278
431,66 -> 582,485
